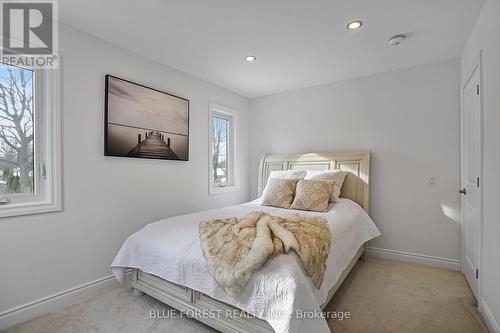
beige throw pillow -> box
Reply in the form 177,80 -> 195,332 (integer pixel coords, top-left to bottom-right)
261,178 -> 298,208
291,179 -> 335,212
304,170 -> 347,202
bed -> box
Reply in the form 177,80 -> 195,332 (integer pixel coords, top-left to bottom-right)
111,151 -> 380,333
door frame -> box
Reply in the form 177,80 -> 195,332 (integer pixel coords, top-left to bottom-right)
460,50 -> 484,304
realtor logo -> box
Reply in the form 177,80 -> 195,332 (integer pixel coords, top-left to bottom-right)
1,0 -> 58,68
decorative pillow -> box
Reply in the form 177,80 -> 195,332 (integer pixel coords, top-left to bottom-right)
261,170 -> 306,197
304,170 -> 347,202
291,180 -> 335,212
261,178 -> 298,208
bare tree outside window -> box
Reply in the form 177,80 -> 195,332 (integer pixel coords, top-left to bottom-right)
0,63 -> 35,194
211,116 -> 228,184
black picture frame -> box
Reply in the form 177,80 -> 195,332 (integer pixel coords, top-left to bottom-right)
104,75 -> 190,161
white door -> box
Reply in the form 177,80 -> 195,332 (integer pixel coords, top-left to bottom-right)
461,61 -> 482,299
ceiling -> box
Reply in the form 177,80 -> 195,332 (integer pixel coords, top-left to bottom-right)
60,0 -> 484,98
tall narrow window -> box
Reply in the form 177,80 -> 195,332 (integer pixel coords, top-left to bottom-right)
212,116 -> 229,184
0,63 -> 35,195
209,103 -> 237,194
0,62 -> 61,217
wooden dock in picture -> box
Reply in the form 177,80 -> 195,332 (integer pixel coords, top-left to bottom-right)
127,131 -> 179,159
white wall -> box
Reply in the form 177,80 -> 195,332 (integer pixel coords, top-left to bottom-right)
250,59 -> 462,263
0,24 -> 250,318
461,0 -> 500,331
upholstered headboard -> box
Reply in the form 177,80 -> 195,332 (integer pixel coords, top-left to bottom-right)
258,151 -> 370,213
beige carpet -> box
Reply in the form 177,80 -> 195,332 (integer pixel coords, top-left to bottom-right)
326,259 -> 488,333
4,259 -> 488,333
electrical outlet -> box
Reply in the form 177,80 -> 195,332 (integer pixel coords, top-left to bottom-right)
428,176 -> 437,187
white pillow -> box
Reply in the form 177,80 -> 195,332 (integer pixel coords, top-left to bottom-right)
267,170 -> 306,180
304,170 -> 347,202
262,170 -> 306,197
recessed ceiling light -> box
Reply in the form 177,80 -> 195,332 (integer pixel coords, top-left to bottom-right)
245,55 -> 256,62
347,20 -> 363,30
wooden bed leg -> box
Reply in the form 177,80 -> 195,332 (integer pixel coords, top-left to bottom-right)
132,288 -> 145,297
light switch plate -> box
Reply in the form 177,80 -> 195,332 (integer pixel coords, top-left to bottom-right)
428,176 -> 437,187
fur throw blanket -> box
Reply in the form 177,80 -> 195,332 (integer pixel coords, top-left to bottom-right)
199,211 -> 331,295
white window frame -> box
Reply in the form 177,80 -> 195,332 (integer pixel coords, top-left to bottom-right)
208,102 -> 238,195
0,65 -> 61,218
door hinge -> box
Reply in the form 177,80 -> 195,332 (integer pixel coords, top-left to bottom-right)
477,84 -> 480,95
477,177 -> 480,187
476,269 -> 479,279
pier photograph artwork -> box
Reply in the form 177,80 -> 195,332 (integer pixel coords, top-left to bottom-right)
105,75 -> 189,160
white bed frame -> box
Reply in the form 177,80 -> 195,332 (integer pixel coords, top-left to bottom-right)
130,151 -> 371,333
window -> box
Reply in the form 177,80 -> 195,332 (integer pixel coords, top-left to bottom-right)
0,64 -> 34,195
0,62 -> 61,217
209,103 -> 237,194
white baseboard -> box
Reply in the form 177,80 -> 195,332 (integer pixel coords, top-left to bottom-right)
368,247 -> 461,271
480,297 -> 500,333
0,271 -> 129,331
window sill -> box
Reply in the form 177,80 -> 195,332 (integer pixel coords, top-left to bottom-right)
209,185 -> 240,195
0,200 -> 61,218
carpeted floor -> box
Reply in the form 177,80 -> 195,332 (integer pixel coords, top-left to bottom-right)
3,258 -> 489,333
326,259 -> 488,333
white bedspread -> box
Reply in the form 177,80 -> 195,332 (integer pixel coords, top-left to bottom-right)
111,199 -> 381,333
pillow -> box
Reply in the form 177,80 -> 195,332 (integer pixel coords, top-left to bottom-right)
268,170 -> 306,180
291,179 -> 335,212
261,178 -> 298,208
261,170 -> 306,197
304,170 -> 347,202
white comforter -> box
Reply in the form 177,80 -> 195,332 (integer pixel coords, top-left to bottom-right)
111,199 -> 381,333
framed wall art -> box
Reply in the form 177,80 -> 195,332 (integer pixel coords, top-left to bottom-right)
105,75 -> 189,161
